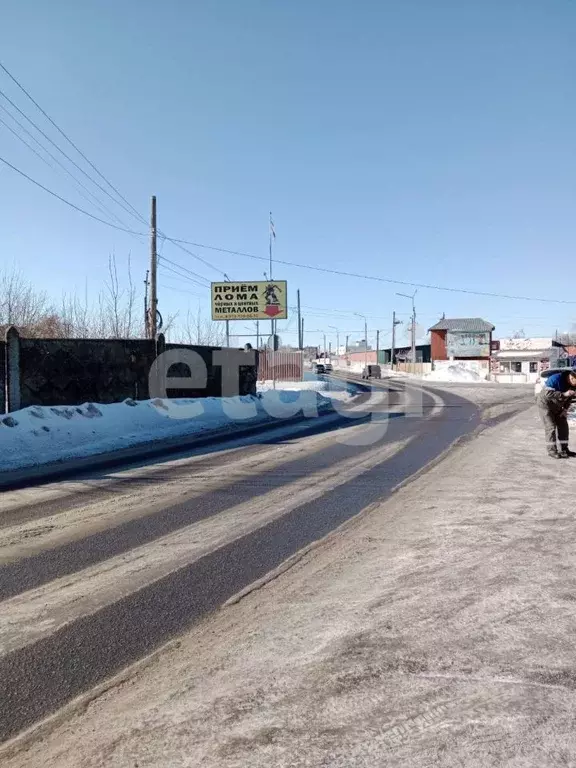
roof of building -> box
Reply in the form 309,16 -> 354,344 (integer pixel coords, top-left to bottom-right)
428,317 -> 495,333
497,337 -> 556,352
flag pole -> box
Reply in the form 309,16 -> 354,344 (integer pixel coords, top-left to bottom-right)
269,211 -> 276,390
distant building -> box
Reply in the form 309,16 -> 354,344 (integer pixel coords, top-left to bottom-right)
380,344 -> 431,364
351,340 -> 372,352
492,337 -> 567,383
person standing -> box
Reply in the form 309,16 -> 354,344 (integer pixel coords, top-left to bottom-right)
537,370 -> 576,458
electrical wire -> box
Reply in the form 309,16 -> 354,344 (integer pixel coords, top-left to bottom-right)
165,236 -> 576,306
0,85 -> 144,225
0,108 -> 132,229
0,153 -> 148,234
158,255 -> 211,285
0,60 -> 147,226
158,261 -> 211,288
1,79 -> 573,310
159,283 -> 203,298
0,62 -> 226,288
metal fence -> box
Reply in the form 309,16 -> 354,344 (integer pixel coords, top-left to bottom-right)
258,350 -> 303,382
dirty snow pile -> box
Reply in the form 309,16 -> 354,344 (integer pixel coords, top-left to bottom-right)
0,388 -> 350,473
424,363 -> 486,383
257,380 -> 329,392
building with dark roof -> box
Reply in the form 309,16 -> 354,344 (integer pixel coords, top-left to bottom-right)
428,317 -> 495,366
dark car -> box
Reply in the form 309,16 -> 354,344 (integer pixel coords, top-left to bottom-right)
314,363 -> 326,375
361,364 -> 381,379
324,363 -> 333,373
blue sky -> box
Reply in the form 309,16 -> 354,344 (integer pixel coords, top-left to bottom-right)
1,0 -> 575,348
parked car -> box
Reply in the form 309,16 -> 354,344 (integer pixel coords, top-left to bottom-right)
314,363 -> 326,375
361,364 -> 382,380
324,363 -> 333,373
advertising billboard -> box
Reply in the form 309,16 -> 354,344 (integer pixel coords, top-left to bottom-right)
211,281 -> 288,321
446,331 -> 491,358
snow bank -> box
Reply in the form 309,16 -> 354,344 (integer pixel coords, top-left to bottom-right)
0,389 -> 351,473
424,363 -> 486,383
257,380 -> 329,392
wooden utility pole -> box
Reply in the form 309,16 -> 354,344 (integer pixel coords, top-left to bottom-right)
144,269 -> 150,337
149,196 -> 158,339
391,311 -> 398,367
256,320 -> 260,349
297,289 -> 302,349
300,317 -> 304,349
376,329 -> 380,365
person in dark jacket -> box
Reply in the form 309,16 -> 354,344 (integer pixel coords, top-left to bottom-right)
537,370 -> 576,458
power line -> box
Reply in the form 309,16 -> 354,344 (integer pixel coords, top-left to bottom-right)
0,84 -> 143,224
163,238 -> 228,279
0,153 -> 147,234
159,283 -> 203,298
165,236 -> 576,306
0,60 -> 148,227
158,255 -> 211,285
0,106 -> 132,229
158,260 -> 211,288
1,111 -> 573,309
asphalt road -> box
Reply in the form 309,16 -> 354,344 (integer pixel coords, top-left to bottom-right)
0,379 -> 523,744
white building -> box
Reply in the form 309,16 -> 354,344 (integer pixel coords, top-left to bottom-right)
493,338 -> 566,383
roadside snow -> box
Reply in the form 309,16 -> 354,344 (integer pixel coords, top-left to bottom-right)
0,389 -> 351,473
257,380 -> 329,392
424,362 -> 486,383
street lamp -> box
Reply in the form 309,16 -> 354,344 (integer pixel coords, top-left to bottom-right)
354,313 -> 368,369
396,291 -> 417,365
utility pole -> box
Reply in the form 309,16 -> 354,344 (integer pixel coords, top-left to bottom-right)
256,320 -> 260,349
300,317 -> 304,348
297,289 -> 302,349
269,213 -> 276,388
225,320 -> 230,347
354,314 -> 368,370
329,340 -> 332,358
149,196 -> 158,339
411,295 -> 417,366
391,310 -> 402,368
396,291 -> 417,366
345,335 -> 349,355
323,333 -> 327,359
328,325 -> 339,359
144,270 -> 150,338
376,329 -> 380,365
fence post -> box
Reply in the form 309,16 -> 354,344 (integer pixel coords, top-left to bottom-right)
5,326 -> 21,413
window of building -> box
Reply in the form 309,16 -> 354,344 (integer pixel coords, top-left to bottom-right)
529,362 -> 538,373
512,362 -> 522,373
500,362 -> 511,372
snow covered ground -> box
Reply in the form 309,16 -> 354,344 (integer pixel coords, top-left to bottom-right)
0,384 -> 352,474
423,362 -> 487,383
256,379 -> 329,392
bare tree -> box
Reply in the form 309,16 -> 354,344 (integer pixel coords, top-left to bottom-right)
98,252 -> 139,338
0,268 -> 55,334
177,308 -> 225,346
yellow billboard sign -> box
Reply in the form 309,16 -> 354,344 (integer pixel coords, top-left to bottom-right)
211,280 -> 288,321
